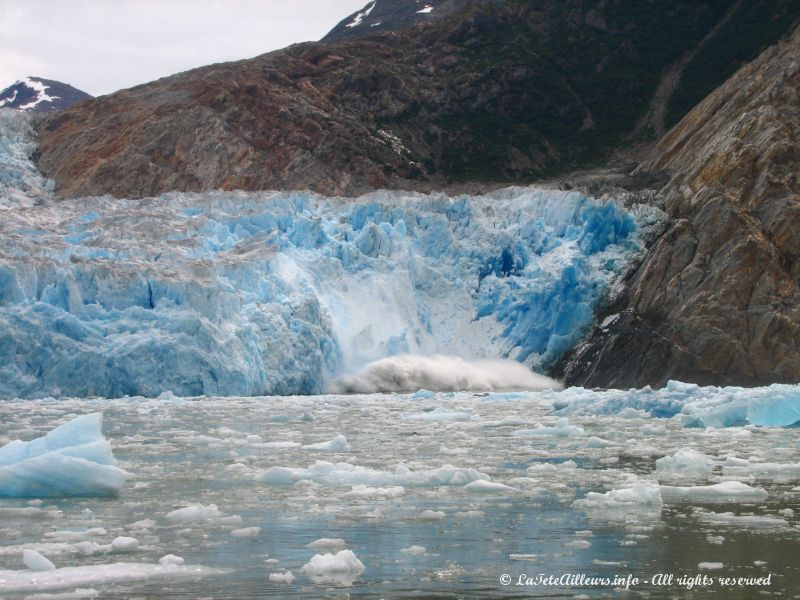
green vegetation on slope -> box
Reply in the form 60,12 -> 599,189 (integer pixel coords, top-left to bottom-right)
666,0 -> 800,127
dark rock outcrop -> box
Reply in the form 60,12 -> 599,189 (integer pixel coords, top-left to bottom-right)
0,77 -> 92,113
34,0 -> 798,200
561,24 -> 800,388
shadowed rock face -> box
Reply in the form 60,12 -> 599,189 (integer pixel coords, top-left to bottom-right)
34,0 -> 798,200
561,25 -> 800,388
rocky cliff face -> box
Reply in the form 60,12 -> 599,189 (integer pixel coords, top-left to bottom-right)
561,24 -> 800,388
34,0 -> 797,200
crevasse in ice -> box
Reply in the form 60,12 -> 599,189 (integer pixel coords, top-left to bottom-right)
0,413 -> 130,497
0,110 -> 661,399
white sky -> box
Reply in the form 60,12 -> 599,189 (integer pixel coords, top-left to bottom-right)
0,0 -> 368,96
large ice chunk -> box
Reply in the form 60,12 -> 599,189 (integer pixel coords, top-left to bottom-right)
0,413 -> 130,498
659,481 -> 768,503
301,549 -> 365,586
553,381 -> 800,428
572,480 -> 663,518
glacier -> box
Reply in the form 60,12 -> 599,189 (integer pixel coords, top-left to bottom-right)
0,109 -> 662,399
0,413 -> 130,498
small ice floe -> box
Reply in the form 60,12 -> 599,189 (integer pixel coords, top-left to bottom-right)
707,535 -> 725,545
695,511 -> 789,530
110,537 -> 139,552
585,436 -> 615,448
307,538 -> 346,553
573,480 -> 663,517
512,418 -> 585,437
509,553 -> 538,561
418,509 -> 446,521
660,481 -> 768,503
230,527 -> 261,538
158,554 -> 184,566
342,485 -> 405,499
400,545 -> 426,555
463,480 -> 516,494
302,434 -> 351,452
0,559 -> 224,593
564,540 -> 591,549
268,570 -> 295,584
0,414 -> 130,498
698,562 -> 724,570
0,507 -> 61,519
165,503 -> 241,525
300,549 -> 365,586
655,449 -> 714,479
721,456 -> 800,479
402,407 -> 474,422
23,549 -> 56,571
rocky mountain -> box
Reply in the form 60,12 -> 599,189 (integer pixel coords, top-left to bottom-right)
560,23 -> 800,388
34,0 -> 800,200
0,77 -> 92,113
322,0 -> 453,42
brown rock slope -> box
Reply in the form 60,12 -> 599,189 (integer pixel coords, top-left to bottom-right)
561,25 -> 800,387
33,0 -> 797,199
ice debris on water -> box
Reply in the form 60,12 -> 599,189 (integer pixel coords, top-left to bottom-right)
261,460 -> 489,487
0,413 -> 130,498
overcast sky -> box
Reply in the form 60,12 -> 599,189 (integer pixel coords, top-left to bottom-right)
0,0 -> 368,96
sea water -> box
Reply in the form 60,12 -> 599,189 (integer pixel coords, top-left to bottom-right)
0,390 -> 798,599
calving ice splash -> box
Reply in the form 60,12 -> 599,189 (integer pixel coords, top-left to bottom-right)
0,111 -> 660,399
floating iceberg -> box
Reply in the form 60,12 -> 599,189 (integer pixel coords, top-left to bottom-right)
655,449 -> 714,479
0,413 -> 130,498
301,549 -> 365,586
572,480 -> 663,517
0,112 -> 659,399
553,381 -> 800,428
659,481 -> 768,503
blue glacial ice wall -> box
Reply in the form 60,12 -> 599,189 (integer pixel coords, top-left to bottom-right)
0,110 -> 662,399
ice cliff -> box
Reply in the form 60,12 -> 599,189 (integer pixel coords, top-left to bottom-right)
0,110 -> 661,399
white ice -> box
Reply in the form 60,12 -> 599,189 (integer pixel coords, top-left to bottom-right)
300,549 -> 365,586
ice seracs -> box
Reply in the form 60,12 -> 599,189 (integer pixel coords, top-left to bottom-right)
0,413 -> 130,498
